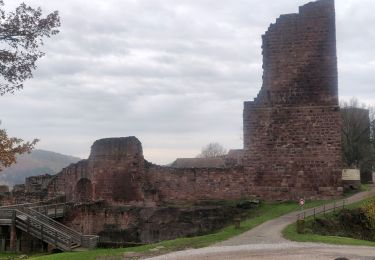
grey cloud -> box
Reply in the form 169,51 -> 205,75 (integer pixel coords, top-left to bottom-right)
0,0 -> 374,164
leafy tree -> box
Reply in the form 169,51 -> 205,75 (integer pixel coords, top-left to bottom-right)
197,143 -> 227,158
0,0 -> 60,95
0,1 -> 60,171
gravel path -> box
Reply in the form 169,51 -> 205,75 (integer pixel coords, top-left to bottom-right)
145,186 -> 375,260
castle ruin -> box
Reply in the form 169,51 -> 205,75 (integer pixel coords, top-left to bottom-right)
0,0 -> 344,251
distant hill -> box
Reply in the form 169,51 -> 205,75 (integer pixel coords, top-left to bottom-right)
0,149 -> 81,186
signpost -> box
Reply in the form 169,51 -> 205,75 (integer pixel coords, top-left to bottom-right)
297,198 -> 305,233
299,198 -> 305,210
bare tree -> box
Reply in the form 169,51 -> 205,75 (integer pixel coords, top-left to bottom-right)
341,98 -> 374,182
197,143 -> 227,158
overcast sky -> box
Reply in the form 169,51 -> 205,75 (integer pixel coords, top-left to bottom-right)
0,0 -> 374,164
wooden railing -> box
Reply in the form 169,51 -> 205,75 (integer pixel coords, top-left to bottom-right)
0,208 -> 74,251
20,206 -> 82,246
31,203 -> 68,218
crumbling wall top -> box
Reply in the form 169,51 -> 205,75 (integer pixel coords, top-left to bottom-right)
254,0 -> 337,107
89,136 -> 143,160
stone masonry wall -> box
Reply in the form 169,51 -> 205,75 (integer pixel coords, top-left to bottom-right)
48,137 -> 145,205
243,0 -> 342,200
254,0 -> 338,107
145,165 -> 249,203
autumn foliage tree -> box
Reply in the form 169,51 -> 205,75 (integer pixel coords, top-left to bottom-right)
0,0 -> 60,171
0,127 -> 38,171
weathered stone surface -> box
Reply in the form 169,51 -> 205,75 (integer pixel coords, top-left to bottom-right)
145,164 -> 249,203
25,174 -> 53,193
48,137 -> 145,205
243,0 -> 342,200
62,202 -> 248,244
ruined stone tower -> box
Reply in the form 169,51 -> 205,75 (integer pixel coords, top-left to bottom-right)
243,0 -> 342,200
48,137 -> 146,204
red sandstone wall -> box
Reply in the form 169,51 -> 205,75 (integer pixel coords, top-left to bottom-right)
244,105 -> 342,199
146,165 -> 250,203
243,0 -> 342,200
48,160 -> 91,201
62,203 -> 137,236
256,0 -> 338,107
48,137 -> 146,205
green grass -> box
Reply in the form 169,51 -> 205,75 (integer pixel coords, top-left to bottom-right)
282,195 -> 375,247
343,184 -> 370,197
29,200 -> 327,260
283,223 -> 375,246
0,252 -> 20,259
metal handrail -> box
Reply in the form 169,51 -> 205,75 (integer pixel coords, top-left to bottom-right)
297,199 -> 347,220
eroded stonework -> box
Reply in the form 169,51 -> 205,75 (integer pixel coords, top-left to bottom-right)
48,137 -> 145,205
243,0 -> 342,199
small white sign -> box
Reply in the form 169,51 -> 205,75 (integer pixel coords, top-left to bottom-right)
342,169 -> 360,181
299,198 -> 305,206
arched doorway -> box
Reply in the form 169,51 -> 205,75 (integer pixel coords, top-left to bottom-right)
75,178 -> 93,202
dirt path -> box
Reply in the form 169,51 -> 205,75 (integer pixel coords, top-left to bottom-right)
145,186 -> 375,260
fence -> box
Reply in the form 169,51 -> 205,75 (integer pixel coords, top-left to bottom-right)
297,199 -> 348,221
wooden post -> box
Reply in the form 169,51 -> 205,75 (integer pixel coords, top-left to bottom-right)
16,238 -> 20,252
313,208 -> 316,220
297,219 -> 305,234
41,224 -> 44,241
323,204 -> 326,216
1,238 -> 5,252
234,217 -> 241,229
10,211 -> 17,252
333,200 -> 336,212
27,217 -> 30,234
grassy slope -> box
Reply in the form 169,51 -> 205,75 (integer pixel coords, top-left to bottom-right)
282,195 -> 375,246
30,200 -> 327,260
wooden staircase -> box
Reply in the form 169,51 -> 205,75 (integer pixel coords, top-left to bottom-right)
0,203 -> 99,251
